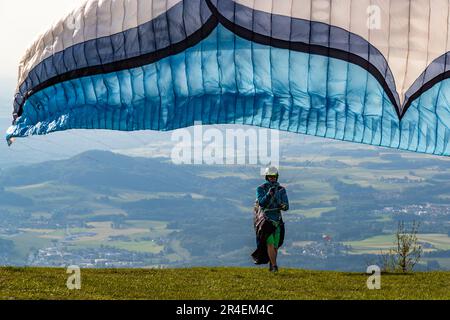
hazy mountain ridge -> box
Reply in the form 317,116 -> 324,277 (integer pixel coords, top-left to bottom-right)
1,151 -> 201,192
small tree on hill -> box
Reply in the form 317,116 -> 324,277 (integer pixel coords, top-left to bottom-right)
379,221 -> 422,273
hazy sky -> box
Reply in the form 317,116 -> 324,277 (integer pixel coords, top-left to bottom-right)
0,0 -> 82,81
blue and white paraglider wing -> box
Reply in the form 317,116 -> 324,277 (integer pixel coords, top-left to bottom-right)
7,0 -> 450,156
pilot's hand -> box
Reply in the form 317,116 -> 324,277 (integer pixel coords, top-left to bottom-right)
280,204 -> 288,211
269,187 -> 277,196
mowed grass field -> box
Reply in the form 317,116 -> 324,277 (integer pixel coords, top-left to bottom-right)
344,234 -> 450,254
0,267 -> 449,300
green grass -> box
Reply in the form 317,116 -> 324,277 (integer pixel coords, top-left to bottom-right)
424,258 -> 450,269
290,207 -> 336,218
16,220 -> 173,255
0,233 -> 53,261
0,267 -> 449,300
418,234 -> 450,250
106,241 -> 163,254
344,235 -> 397,254
345,234 -> 450,254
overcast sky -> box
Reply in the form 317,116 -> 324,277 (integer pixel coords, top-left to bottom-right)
0,0 -> 172,161
0,0 -> 82,82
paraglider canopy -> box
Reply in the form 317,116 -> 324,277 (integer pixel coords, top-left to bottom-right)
7,0 -> 450,157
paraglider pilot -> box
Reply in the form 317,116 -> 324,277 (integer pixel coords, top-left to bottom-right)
252,167 -> 289,272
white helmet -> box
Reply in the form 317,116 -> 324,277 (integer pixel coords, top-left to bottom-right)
264,166 -> 279,177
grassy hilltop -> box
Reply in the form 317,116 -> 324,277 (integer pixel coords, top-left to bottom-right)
0,267 -> 449,300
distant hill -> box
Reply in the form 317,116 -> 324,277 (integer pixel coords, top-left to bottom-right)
1,150 -> 200,191
0,267 -> 449,300
0,150 -> 260,195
